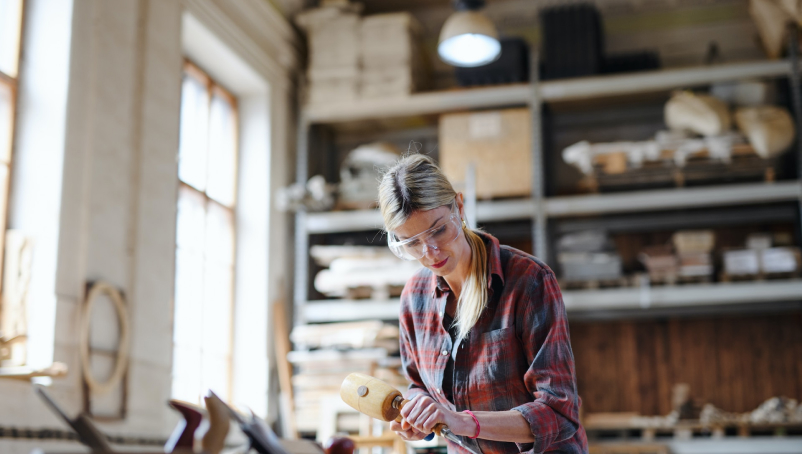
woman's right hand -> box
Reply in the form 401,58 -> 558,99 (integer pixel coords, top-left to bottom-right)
390,418 -> 429,441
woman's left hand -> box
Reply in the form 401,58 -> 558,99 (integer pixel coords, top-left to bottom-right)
400,394 -> 459,434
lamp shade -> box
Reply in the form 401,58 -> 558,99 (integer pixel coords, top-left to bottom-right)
438,10 -> 501,67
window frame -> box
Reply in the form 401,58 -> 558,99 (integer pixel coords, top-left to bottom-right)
173,59 -> 240,403
0,0 -> 26,363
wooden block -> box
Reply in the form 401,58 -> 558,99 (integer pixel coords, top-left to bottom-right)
439,108 -> 532,199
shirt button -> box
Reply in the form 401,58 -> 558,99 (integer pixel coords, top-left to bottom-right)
437,389 -> 442,394
441,350 -> 448,356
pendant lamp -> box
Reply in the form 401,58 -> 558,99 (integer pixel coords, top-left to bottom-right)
438,0 -> 501,67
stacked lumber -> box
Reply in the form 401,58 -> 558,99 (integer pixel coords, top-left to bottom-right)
311,245 -> 422,300
360,13 -> 427,98
295,5 -> 428,105
288,321 -> 405,435
296,3 -> 362,105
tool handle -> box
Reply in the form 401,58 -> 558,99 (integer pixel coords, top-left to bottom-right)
394,398 -> 447,437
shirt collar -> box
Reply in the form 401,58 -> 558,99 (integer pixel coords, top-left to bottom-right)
432,231 -> 504,297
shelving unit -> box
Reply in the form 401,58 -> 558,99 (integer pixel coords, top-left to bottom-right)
293,57 -> 802,326
300,280 -> 802,323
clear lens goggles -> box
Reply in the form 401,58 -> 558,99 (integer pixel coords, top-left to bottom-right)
387,205 -> 463,261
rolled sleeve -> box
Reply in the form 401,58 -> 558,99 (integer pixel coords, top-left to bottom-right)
512,269 -> 582,453
512,400 -> 578,453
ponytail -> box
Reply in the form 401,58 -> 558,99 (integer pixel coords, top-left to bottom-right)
453,226 -> 488,343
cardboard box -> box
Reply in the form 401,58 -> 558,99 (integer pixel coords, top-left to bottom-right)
439,108 -> 532,199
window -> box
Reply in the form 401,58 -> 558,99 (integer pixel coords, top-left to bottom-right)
172,61 -> 238,405
0,0 -> 25,361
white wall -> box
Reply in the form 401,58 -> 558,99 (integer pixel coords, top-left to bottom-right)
0,0 -> 298,452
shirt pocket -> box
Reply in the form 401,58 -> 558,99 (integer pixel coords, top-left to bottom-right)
467,326 -> 522,411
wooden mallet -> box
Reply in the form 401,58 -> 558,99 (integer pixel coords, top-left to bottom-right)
340,373 -> 479,454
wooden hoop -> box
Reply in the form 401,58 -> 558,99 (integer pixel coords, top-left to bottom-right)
79,281 -> 130,395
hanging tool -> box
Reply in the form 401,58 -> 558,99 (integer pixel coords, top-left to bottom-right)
339,373 -> 481,454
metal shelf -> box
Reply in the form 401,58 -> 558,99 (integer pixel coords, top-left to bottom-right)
300,281 -> 802,323
562,280 -> 802,313
546,181 -> 802,218
305,198 -> 537,234
304,181 -> 802,233
304,83 -> 531,124
539,60 -> 791,102
302,60 -> 790,124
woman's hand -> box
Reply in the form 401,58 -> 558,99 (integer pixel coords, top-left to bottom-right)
399,395 -> 461,436
389,418 -> 429,441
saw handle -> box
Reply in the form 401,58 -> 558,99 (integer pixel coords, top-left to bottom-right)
395,397 -> 447,437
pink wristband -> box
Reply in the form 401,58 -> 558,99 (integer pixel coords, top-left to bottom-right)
463,410 -> 480,439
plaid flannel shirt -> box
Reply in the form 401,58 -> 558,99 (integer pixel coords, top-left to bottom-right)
399,232 -> 588,454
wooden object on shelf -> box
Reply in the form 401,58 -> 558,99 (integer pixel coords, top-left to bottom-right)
638,245 -> 679,284
0,362 -> 68,380
439,108 -> 532,200
290,320 -> 399,351
735,106 -> 796,158
672,230 -> 715,255
274,300 -> 299,439
664,91 -> 731,137
750,0 -> 794,59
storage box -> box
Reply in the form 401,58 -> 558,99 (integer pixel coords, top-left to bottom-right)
761,247 -> 800,273
558,252 -> 622,281
724,249 -> 760,275
439,108 -> 532,199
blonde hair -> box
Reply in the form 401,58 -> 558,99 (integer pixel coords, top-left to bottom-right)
378,154 -> 487,342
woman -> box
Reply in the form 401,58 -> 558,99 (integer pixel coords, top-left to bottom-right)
378,154 -> 587,454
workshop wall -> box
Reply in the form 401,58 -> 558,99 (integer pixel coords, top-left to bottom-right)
0,2 -> 184,452
571,313 -> 802,415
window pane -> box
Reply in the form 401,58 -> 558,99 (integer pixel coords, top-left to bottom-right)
172,344 -> 202,405
206,92 -> 237,207
205,201 -> 234,266
178,75 -> 209,191
0,82 -> 13,163
201,355 -> 231,402
202,262 -> 233,357
173,248 -> 204,346
0,0 -> 23,78
176,185 -> 206,253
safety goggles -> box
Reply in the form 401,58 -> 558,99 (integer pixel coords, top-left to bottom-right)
387,204 -> 462,261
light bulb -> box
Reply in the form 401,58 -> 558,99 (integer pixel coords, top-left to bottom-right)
438,33 -> 501,67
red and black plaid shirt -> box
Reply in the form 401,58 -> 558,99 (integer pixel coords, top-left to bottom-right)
399,232 -> 588,454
